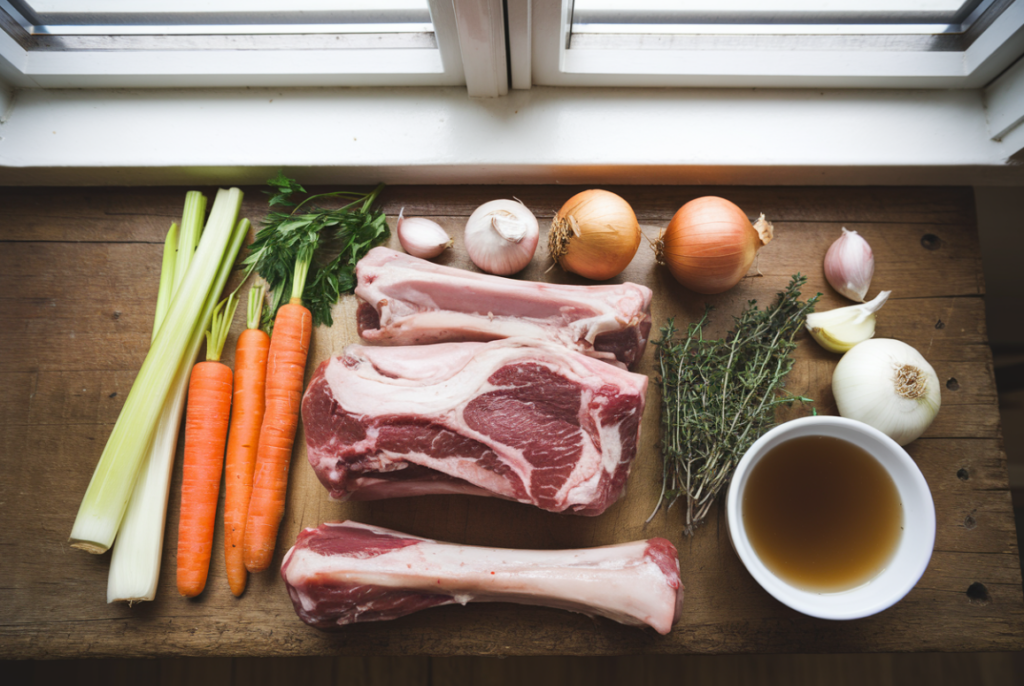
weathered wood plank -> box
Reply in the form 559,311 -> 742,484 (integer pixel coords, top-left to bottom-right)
0,186 -> 974,243
230,657 -> 335,686
0,210 -> 989,374
0,430 -> 1018,657
381,185 -> 976,226
0,185 -> 1018,659
430,654 -> 1020,686
3,653 -> 1020,685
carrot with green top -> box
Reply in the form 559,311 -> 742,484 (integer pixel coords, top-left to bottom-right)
177,293 -> 239,598
243,256 -> 313,573
240,176 -> 385,573
223,284 -> 270,596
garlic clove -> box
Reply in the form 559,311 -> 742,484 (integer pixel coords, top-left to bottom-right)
824,227 -> 874,302
397,208 -> 452,260
806,290 -> 891,353
491,213 -> 529,243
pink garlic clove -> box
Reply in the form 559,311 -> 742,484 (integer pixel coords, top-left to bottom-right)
824,227 -> 874,302
397,208 -> 452,260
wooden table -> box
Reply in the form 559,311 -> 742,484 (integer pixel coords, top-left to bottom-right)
1,185 -> 1021,658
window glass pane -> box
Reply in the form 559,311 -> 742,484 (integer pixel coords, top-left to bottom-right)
11,0 -> 433,35
573,0 -> 973,19
571,0 -> 987,35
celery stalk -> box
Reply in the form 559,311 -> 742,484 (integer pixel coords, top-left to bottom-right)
173,191 -> 207,296
70,188 -> 244,554
153,222 -> 178,341
107,218 -> 250,602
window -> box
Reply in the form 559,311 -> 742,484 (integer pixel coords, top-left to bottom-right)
572,0 -> 990,36
3,1 -> 435,36
3,1 -> 1022,91
0,0 -> 480,89
1,1 -> 1023,180
534,0 -> 1024,88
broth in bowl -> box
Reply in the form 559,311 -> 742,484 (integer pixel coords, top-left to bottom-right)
741,434 -> 903,593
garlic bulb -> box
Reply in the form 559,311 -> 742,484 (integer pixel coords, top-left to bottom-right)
464,199 -> 539,275
806,290 -> 891,353
824,227 -> 874,302
397,209 -> 452,259
832,338 -> 941,446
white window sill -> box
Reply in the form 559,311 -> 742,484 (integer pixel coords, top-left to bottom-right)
1,85 -> 1022,186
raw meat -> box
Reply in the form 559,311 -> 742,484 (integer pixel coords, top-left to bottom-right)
355,247 -> 653,369
302,338 -> 648,516
281,521 -> 684,634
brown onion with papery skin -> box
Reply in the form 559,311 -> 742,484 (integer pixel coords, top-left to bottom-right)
656,196 -> 773,295
548,189 -> 641,281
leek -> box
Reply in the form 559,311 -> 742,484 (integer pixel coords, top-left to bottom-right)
108,217 -> 249,602
70,187 -> 244,554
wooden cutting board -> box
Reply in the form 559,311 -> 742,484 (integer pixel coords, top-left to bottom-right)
0,185 -> 1020,657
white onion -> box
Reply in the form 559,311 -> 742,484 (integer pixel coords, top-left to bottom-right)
832,338 -> 941,446
464,199 -> 539,275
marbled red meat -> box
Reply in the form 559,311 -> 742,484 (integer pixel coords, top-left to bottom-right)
355,247 -> 653,369
301,339 -> 647,516
281,521 -> 683,634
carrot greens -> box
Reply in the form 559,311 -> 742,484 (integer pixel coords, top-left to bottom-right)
243,174 -> 388,331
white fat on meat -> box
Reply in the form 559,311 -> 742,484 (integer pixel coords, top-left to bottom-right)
354,247 -> 653,369
302,338 -> 648,516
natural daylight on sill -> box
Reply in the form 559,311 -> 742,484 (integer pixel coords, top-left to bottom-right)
0,85 -> 1022,187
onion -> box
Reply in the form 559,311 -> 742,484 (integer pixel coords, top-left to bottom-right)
464,199 -> 539,275
656,196 -> 774,295
832,338 -> 941,446
548,189 -> 641,281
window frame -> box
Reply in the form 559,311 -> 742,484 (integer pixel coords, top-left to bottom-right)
0,0 -> 482,89
0,0 -> 1022,182
533,0 -> 1024,89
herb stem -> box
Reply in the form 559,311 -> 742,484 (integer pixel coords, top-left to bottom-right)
292,253 -> 312,302
651,275 -> 820,535
244,176 -> 389,330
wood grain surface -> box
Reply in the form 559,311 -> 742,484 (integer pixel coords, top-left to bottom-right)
0,185 -> 1020,658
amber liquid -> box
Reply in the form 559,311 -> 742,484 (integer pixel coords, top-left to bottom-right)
742,435 -> 903,593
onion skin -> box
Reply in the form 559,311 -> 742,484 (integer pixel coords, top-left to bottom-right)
550,189 -> 641,281
658,196 -> 772,295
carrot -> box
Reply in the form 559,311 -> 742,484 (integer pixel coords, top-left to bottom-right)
176,294 -> 239,598
222,284 -> 270,596
243,292 -> 312,573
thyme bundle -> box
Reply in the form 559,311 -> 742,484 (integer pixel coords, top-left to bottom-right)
650,275 -> 820,535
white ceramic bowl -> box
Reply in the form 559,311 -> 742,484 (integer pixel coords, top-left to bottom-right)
725,415 -> 935,620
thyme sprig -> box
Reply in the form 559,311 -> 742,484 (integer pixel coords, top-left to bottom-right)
650,274 -> 820,535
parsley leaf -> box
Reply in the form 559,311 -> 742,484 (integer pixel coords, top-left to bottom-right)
244,176 -> 388,332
